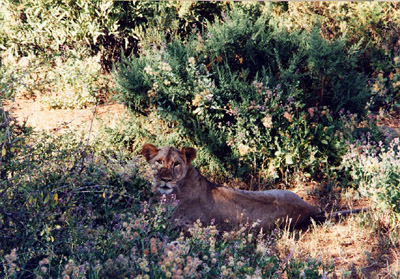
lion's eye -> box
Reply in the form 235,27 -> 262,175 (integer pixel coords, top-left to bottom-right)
156,160 -> 162,165
174,162 -> 181,168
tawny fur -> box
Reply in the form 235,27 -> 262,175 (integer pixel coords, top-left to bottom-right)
142,144 -> 323,231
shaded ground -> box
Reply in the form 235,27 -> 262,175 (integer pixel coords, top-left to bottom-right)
3,98 -> 400,278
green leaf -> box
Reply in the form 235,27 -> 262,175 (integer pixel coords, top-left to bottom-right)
285,154 -> 294,165
53,193 -> 59,206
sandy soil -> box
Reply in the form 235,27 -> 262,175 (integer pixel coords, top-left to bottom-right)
3,98 -> 128,134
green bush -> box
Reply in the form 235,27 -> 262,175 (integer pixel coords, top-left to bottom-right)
0,0 -> 230,71
285,257 -> 334,279
272,2 -> 400,109
0,109 -> 31,181
0,129 -> 151,278
201,9 -> 274,77
0,52 -> 112,108
115,9 -> 370,180
37,54 -> 110,109
0,0 -> 138,71
301,26 -> 369,115
341,138 -> 400,218
276,2 -> 400,48
202,10 -> 370,115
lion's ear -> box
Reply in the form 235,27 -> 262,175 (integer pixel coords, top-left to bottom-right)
141,144 -> 159,162
181,147 -> 196,165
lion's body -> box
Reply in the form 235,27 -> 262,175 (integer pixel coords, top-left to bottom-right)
171,167 -> 320,230
142,144 -> 321,231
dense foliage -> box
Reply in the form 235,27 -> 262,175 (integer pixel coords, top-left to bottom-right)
115,9 -> 376,180
1,1 -> 400,278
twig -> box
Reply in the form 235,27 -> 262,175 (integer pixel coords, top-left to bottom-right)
0,207 -> 27,229
78,104 -> 98,174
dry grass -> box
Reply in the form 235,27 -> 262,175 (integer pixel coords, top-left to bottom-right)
272,177 -> 400,278
275,208 -> 400,278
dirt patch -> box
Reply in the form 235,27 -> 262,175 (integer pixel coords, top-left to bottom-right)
3,98 -> 128,134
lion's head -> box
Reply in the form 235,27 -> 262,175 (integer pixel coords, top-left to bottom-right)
141,144 -> 196,194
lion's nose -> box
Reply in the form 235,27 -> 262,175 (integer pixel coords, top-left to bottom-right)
161,177 -> 172,183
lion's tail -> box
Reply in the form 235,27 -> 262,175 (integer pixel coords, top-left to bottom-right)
313,207 -> 369,223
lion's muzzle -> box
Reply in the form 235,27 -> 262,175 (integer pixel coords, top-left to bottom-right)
155,180 -> 175,195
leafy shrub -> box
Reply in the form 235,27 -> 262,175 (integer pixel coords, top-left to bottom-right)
341,137 -> 400,217
0,0 -> 137,71
273,2 -> 400,109
0,129 -> 151,278
115,9 -> 370,180
301,26 -> 369,115
276,2 -> 400,47
369,51 -> 400,110
0,65 -> 20,100
0,108 -> 31,181
0,0 -> 230,72
92,209 -> 280,279
37,54 -> 110,109
203,11 -> 370,115
201,9 -> 274,77
285,257 -> 334,279
1,53 -> 110,109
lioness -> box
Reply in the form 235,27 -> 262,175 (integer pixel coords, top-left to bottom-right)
142,144 -> 332,231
